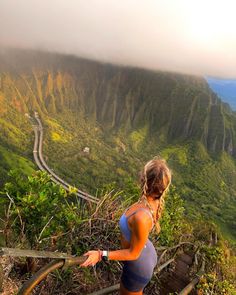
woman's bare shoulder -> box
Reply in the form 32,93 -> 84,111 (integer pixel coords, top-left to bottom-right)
128,206 -> 153,231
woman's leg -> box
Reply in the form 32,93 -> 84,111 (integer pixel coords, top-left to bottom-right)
119,281 -> 143,295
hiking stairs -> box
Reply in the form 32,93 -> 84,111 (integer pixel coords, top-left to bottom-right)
159,251 -> 196,294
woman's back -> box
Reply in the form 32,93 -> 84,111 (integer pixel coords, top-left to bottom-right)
119,206 -> 154,243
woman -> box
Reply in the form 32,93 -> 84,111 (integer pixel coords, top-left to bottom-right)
81,157 -> 171,295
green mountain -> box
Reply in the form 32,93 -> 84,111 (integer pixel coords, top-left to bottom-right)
0,49 -> 236,241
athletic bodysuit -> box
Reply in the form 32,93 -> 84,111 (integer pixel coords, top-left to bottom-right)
119,207 -> 158,292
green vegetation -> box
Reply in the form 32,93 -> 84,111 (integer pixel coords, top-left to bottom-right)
41,110 -> 236,242
158,186 -> 186,246
0,146 -> 34,176
2,170 -> 83,249
197,275 -> 236,295
0,51 -> 236,294
197,244 -> 236,294
1,170 -> 235,293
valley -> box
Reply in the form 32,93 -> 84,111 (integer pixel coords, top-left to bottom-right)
0,49 -> 236,242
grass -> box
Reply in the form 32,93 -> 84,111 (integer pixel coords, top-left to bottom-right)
0,145 -> 35,176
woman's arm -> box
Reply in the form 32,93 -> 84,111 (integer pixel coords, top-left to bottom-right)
80,211 -> 152,267
120,234 -> 130,249
109,212 -> 151,260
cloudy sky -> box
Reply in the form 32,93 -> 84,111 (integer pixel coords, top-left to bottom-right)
1,0 -> 236,78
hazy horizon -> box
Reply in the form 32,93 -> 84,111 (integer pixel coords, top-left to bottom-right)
1,0 -> 236,78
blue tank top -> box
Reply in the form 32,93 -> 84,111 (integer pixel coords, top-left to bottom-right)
119,207 -> 154,242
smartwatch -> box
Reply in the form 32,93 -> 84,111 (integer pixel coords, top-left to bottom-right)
102,250 -> 109,261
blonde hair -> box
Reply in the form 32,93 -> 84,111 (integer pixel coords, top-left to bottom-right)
140,157 -> 171,220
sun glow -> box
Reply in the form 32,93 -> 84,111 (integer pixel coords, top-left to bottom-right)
183,0 -> 236,50
1,0 -> 236,77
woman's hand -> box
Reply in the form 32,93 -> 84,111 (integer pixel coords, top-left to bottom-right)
80,250 -> 101,267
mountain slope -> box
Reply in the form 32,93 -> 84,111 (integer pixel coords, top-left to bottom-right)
0,87 -> 34,186
1,49 -> 236,157
0,49 -> 236,240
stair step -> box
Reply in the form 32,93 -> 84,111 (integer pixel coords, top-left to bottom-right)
168,273 -> 190,285
175,261 -> 190,275
159,251 -> 195,295
178,253 -> 194,265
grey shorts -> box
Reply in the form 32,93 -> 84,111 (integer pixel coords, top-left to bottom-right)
121,239 -> 158,292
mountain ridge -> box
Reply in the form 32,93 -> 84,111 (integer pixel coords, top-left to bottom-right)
1,49 -> 236,158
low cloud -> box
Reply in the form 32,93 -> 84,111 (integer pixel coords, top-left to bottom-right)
1,0 -> 236,78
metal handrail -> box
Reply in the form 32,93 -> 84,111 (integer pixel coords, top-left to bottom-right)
18,256 -> 87,295
14,240 -> 198,294
16,245 -> 191,295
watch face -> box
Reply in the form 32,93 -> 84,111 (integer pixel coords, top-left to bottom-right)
102,255 -> 108,261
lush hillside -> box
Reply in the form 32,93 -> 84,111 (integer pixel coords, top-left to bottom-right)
1,170 -> 235,294
0,89 -> 34,186
1,49 -> 236,156
0,49 -> 236,241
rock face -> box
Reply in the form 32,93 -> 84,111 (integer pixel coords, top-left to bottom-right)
1,49 -> 236,157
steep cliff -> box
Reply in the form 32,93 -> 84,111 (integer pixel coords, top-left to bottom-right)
1,49 -> 236,157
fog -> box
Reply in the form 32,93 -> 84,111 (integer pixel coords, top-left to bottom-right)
1,0 -> 236,78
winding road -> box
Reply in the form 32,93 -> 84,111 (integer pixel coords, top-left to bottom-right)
32,112 -> 99,204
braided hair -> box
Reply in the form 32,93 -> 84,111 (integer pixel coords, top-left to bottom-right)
140,157 -> 171,221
